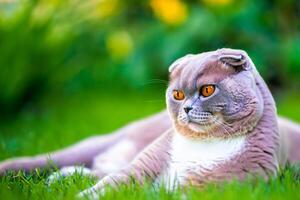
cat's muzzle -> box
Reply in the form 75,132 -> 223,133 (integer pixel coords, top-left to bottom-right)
188,111 -> 213,124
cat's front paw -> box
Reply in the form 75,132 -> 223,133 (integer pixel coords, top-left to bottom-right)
46,166 -> 92,185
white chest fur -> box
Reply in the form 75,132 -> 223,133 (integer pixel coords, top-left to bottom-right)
156,133 -> 246,189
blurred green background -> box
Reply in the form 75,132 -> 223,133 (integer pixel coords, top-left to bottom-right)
0,0 -> 300,156
1,0 -> 300,199
0,0 -> 300,115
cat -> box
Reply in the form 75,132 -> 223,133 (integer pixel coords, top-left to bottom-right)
1,48 -> 300,198
77,48 -> 300,197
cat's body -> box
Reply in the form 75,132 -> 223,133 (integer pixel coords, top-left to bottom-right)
155,133 -> 246,189
1,48 -> 300,198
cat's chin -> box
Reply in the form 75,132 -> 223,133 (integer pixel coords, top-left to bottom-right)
174,121 -> 211,139
187,122 -> 207,133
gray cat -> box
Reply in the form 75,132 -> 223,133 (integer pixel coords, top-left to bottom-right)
1,48 -> 300,198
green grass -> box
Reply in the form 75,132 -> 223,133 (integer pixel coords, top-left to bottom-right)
0,89 -> 300,200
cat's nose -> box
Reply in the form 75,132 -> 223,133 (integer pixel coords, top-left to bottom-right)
184,106 -> 193,114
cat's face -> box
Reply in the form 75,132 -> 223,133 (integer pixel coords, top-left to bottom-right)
166,48 -> 264,139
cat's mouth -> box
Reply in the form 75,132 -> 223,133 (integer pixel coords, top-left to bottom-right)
188,112 -> 213,124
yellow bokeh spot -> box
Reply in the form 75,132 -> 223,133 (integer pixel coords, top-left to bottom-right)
202,0 -> 233,6
106,31 -> 134,60
150,0 -> 188,26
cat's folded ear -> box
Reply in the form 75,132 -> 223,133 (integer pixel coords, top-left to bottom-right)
169,54 -> 194,73
218,49 -> 252,71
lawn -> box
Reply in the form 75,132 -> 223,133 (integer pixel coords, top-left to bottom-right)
0,88 -> 300,200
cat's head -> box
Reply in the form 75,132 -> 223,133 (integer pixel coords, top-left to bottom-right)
166,48 -> 264,139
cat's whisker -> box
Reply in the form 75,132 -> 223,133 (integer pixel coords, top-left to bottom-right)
203,122 -> 212,136
213,120 -> 229,136
213,118 -> 234,137
218,121 -> 235,135
213,118 -> 235,132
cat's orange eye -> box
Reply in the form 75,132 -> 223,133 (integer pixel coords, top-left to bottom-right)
173,90 -> 185,100
201,85 -> 215,97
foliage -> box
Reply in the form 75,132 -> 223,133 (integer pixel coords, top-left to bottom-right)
0,0 -> 300,114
